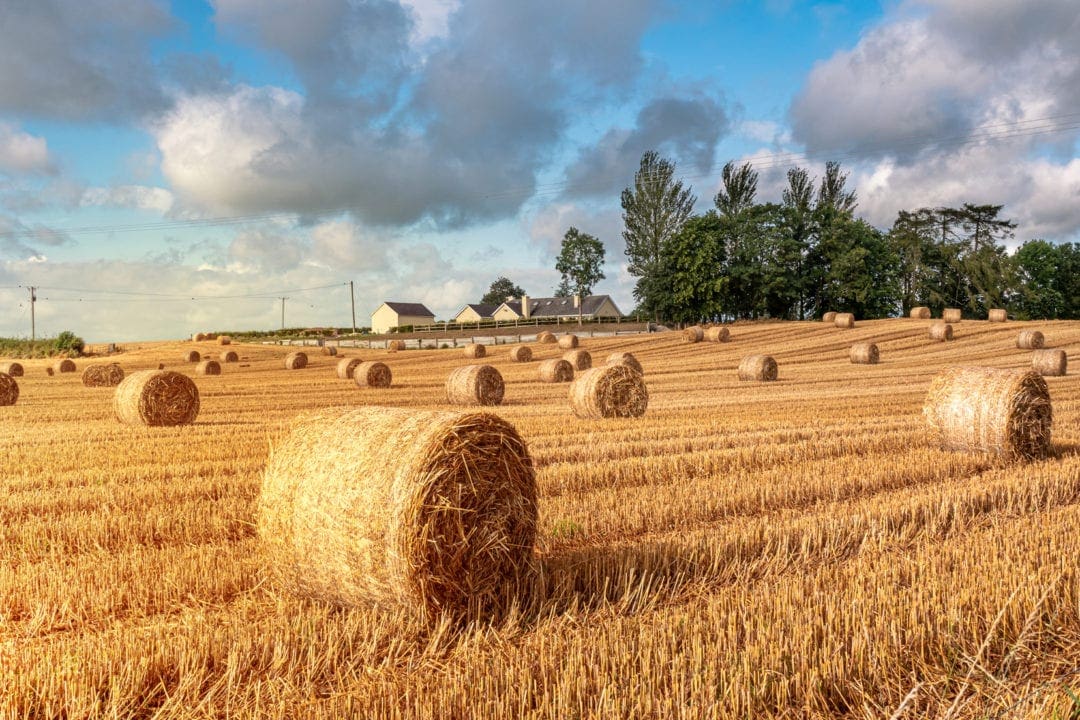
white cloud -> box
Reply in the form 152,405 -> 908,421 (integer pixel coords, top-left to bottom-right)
80,185 -> 174,213
0,124 -> 54,175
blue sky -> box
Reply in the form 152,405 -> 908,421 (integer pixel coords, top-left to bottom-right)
1,0 -> 1078,341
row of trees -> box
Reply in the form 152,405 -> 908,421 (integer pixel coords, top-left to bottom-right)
619,151 -> 1080,322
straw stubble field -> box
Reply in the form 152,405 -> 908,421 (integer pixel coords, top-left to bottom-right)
1,320 -> 1079,718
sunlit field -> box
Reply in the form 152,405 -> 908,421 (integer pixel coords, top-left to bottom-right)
1,319 -> 1078,719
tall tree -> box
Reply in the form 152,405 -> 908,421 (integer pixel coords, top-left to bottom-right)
555,227 -> 605,298
782,167 -> 815,319
480,276 -> 525,305
714,161 -> 758,218
622,150 -> 696,320
660,211 -> 727,324
816,161 -> 857,215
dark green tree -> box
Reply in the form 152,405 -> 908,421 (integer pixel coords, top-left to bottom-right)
816,161 -> 857,215
1011,240 -> 1065,319
660,211 -> 727,323
554,227 -> 605,298
714,161 -> 758,217
782,167 -> 815,318
480,276 -> 525,305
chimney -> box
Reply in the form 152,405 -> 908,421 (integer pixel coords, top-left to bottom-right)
521,294 -> 530,319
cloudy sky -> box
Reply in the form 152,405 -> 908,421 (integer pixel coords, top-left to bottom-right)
1,0 -> 1078,341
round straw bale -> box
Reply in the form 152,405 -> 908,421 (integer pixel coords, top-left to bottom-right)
557,334 -> 579,349
538,358 -> 573,383
205,333 -> 217,341
0,362 -> 23,377
446,365 -> 504,406
53,358 -> 76,373
833,313 -> 855,329
220,350 -> 239,363
184,350 -> 201,363
1032,349 -> 1067,377
196,359 -> 221,376
563,349 -> 592,371
509,345 -> 532,362
284,352 -> 308,370
943,308 -> 962,323
569,364 -> 648,419
0,373 -> 18,406
45,367 -> 54,376
536,330 -> 556,344
606,352 -> 643,375
988,308 -> 1007,322
1016,330 -> 1045,350
354,361 -> 392,388
387,339 -> 406,352
822,312 -> 837,323
929,323 -> 954,341
684,326 -> 704,343
192,332 -> 206,342
321,346 -> 338,356
464,343 -> 487,359
705,326 -> 730,343
909,306 -> 931,319
113,370 -> 200,426
850,342 -> 879,365
923,366 -> 1051,459
336,357 -> 361,379
157,363 -> 165,370
258,407 -> 537,620
738,355 -> 778,382
82,363 -> 125,387
218,335 -> 232,345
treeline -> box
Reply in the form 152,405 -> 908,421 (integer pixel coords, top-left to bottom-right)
621,152 -> 1080,322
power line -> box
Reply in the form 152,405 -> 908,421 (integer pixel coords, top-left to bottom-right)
26,281 -> 348,301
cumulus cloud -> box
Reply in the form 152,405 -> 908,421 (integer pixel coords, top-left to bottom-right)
81,185 -> 174,213
0,214 -> 72,260
0,124 -> 54,175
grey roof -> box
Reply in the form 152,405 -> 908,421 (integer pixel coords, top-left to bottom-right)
382,301 -> 435,317
462,303 -> 499,317
505,294 -> 621,317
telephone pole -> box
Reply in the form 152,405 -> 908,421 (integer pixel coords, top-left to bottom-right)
349,280 -> 356,334
28,286 -> 36,346
279,296 -> 288,330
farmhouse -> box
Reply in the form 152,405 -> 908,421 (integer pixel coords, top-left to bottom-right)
370,301 -> 435,334
491,294 -> 623,322
451,303 -> 499,323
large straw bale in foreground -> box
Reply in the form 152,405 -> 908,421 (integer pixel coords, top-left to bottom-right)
284,352 -> 308,370
0,362 -> 23,377
943,308 -> 962,323
923,366 -> 1051,459
833,313 -> 855,329
684,326 -> 704,343
557,334 -> 578,349
509,346 -> 532,362
988,309 -> 1007,322
606,352 -> 643,375
259,407 -> 537,620
1032,349 -> 1067,377
705,326 -> 730,343
738,355 -> 778,382
196,359 -> 221,376
563,349 -> 591,371
0,373 -> 18,405
354,361 -> 392,388
446,365 -> 504,406
53,358 -> 76,373
909,306 -> 931,319
538,358 -> 573,383
114,370 -> 200,426
1016,330 -> 1044,349
850,343 -> 879,365
464,343 -> 486,359
930,323 -> 953,341
82,363 -> 125,387
336,357 -> 361,379
569,364 -> 648,419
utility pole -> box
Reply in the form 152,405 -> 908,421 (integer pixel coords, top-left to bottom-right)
28,286 -> 36,346
349,280 -> 356,334
280,296 -> 288,330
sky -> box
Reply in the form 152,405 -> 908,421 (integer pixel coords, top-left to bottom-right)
0,0 -> 1078,341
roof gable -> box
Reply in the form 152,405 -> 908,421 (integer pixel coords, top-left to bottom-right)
381,301 -> 434,317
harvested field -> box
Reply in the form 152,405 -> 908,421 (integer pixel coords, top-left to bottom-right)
0,319 -> 1079,718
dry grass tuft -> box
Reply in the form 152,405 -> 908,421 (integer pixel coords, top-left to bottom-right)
569,364 -> 648,419
509,346 -> 532,362
446,365 -> 504,406
705,326 -> 730,343
850,343 -> 879,364
538,358 -> 573,383
557,334 -> 579,349
606,352 -> 643,375
220,350 -> 239,363
563,349 -> 592,371
943,308 -> 962,322
0,362 -> 23,377
195,360 -> 221,376
738,355 -> 778,381
0,372 -> 18,405
909,306 -> 931,319
1032,349 -> 1067,376
354,361 -> 392,388
536,330 -> 556,344
834,313 -> 855,329
822,311 -> 837,323
1017,330 -> 1045,349
113,369 -> 200,426
336,357 -> 361,379
464,343 -> 487,359
82,363 -> 125,387
988,308 -> 1007,322
284,352 -> 308,370
930,323 -> 954,341
259,406 -> 537,622
684,326 -> 704,343
183,350 -> 201,363
923,365 -> 1052,459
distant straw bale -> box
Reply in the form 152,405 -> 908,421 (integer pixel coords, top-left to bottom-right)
464,343 -> 487,359
336,357 -> 362,379
834,313 -> 855,329
563,349 -> 592,371
157,363 -> 165,370
220,350 -> 239,363
446,365 -> 504,406
53,358 -> 76,374
1016,330 -> 1044,349
114,370 -> 199,426
82,363 -> 125,387
930,324 -> 954,341
557,334 -> 579,349
196,359 -> 221,376
850,343 -> 879,365
284,352 -> 308,370
738,355 -> 778,382
909,306 -> 931,319
1032,349 -> 1067,377
192,333 -> 206,342
705,326 -> 730,343
218,335 -> 232,345
184,350 -> 201,363
0,373 -> 18,405
538,358 -> 573,383
354,361 -> 392,388
388,340 -> 406,352
569,364 -> 648,419
943,308 -> 962,323
988,309 -> 1007,322
923,366 -> 1051,459
0,362 -> 23,377
684,326 -> 704,343
606,352 -> 643,375
258,406 -> 537,621
536,331 -> 556,344
45,367 -> 54,377
509,346 -> 532,362
822,312 -> 837,323
322,346 -> 338,356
